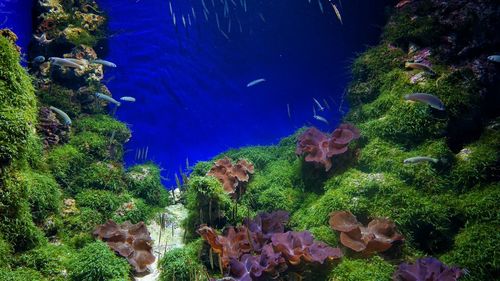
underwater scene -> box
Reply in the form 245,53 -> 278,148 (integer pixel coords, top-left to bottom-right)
0,0 -> 499,280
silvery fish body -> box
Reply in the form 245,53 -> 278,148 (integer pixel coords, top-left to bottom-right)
64,58 -> 88,66
49,57 -> 84,69
403,156 -> 439,164
33,56 -> 45,63
91,59 -> 117,68
404,93 -> 445,110
487,55 -> 500,63
313,115 -> 329,125
247,78 -> 266,87
405,62 -> 436,76
120,96 -> 136,102
49,106 -> 72,125
95,93 -> 121,106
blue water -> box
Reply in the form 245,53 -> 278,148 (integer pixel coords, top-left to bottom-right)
5,0 -> 390,185
0,0 -> 32,55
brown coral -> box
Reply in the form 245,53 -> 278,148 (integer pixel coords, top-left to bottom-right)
296,124 -> 360,171
93,220 -> 156,273
329,211 -> 403,255
207,157 -> 254,198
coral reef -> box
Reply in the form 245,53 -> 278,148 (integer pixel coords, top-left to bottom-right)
93,220 -> 156,273
296,124 -> 360,171
37,106 -> 70,147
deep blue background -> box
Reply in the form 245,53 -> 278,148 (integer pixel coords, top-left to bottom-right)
3,0 -> 391,186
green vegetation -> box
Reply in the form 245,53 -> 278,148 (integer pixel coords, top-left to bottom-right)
126,164 -> 171,206
67,241 -> 130,281
159,240 -> 206,281
329,256 -> 395,281
22,170 -> 62,224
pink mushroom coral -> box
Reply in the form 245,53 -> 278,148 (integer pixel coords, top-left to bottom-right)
296,124 -> 360,171
93,220 -> 155,273
207,157 -> 254,198
329,211 -> 403,255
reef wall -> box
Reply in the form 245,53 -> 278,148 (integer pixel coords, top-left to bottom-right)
178,0 -> 499,280
0,1 -> 171,280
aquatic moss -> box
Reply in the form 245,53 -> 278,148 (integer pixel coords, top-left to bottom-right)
126,164 -> 170,206
69,161 -> 126,194
0,171 -> 45,252
112,197 -> 155,224
0,35 -> 38,167
64,27 -> 98,46
0,235 -> 12,268
450,129 -> 499,190
73,114 -> 131,145
159,240 -> 206,281
440,223 -> 500,281
22,170 -> 62,224
328,256 -> 395,281
0,268 -> 47,281
67,240 -> 130,281
75,189 -> 124,214
69,131 -> 113,161
309,225 -> 339,247
61,207 -> 105,236
37,84 -> 82,119
382,11 -> 441,47
15,244 -> 73,279
47,144 -> 85,187
457,183 -> 500,225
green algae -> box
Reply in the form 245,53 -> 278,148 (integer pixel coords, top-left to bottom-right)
329,256 -> 395,281
159,240 -> 206,281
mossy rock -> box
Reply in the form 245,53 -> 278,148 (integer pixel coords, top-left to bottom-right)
309,225 -> 339,247
69,131 -> 113,161
67,241 -> 130,281
21,170 -> 62,224
328,256 -> 395,281
15,243 -> 73,279
126,164 -> 170,206
382,10 -> 442,47
112,197 -> 155,224
0,34 -> 38,167
61,207 -> 105,236
0,235 -> 12,268
0,171 -> 45,251
63,26 -> 98,46
159,240 -> 205,281
457,183 -> 500,225
73,114 -> 131,144
75,189 -> 125,215
441,223 -> 500,281
37,84 -> 81,119
69,161 -> 126,194
0,268 -> 47,281
47,144 -> 86,187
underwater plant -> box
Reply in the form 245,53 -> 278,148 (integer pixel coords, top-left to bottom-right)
93,220 -> 156,273
198,211 -> 342,280
296,124 -> 360,171
329,210 -> 403,255
393,257 -> 463,281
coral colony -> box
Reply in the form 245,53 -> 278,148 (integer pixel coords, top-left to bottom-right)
0,0 -> 498,280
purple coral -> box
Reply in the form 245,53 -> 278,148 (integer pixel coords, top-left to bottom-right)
393,257 -> 463,281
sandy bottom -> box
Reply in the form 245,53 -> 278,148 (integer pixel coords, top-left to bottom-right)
135,193 -> 188,281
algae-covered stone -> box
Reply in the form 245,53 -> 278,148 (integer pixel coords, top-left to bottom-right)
159,240 -> 205,281
126,164 -> 170,206
47,144 -> 85,186
329,256 -> 394,281
21,170 -> 62,224
70,161 -> 126,194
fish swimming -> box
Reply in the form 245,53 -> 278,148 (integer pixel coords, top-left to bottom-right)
33,56 -> 45,63
323,98 -> 331,110
49,57 -> 84,70
287,103 -> 291,119
318,0 -> 324,13
331,3 -> 343,24
169,1 -> 173,16
95,93 -> 121,106
313,98 -> 325,111
403,156 -> 439,164
487,55 -> 500,63
405,62 -> 436,76
91,59 -> 117,68
404,93 -> 445,110
120,96 -> 136,102
247,78 -> 266,87
49,106 -> 72,125
313,114 -> 329,125
64,58 -> 88,66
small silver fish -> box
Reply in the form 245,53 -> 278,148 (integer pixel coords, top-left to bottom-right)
331,3 -> 343,24
49,57 -> 84,70
404,93 -> 445,110
313,114 -> 329,125
287,103 -> 291,119
91,59 -> 117,68
313,98 -> 325,111
405,62 -> 436,76
64,58 -> 88,66
95,93 -> 121,106
487,55 -> 500,63
120,96 -> 136,102
403,156 -> 439,164
247,78 -> 266,87
49,106 -> 72,125
33,56 -> 45,63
